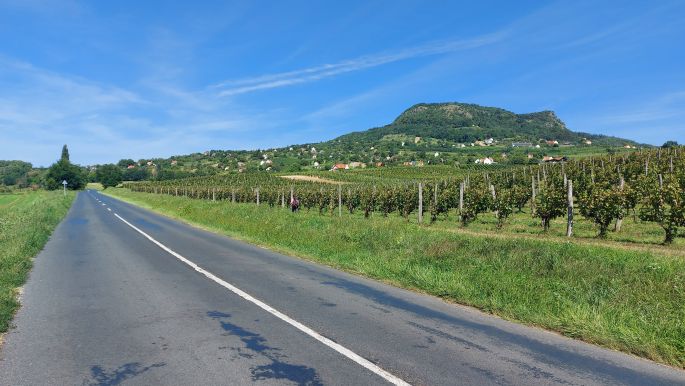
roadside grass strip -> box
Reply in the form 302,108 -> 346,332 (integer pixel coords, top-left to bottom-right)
0,191 -> 75,334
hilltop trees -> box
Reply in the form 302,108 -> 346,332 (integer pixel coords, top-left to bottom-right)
117,159 -> 135,168
45,145 -> 85,190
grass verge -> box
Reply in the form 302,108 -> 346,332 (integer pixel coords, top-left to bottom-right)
103,187 -> 685,368
0,191 -> 75,335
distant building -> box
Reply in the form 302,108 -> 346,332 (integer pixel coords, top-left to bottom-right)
331,163 -> 349,171
475,157 -> 495,165
349,162 -> 366,169
512,142 -> 533,147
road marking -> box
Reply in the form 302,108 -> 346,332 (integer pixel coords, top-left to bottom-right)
107,208 -> 112,212
113,212 -> 410,386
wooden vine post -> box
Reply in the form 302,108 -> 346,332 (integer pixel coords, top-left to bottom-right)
458,181 -> 464,222
338,184 -> 342,217
418,183 -> 423,224
490,184 -> 497,217
531,176 -> 536,216
434,183 -> 438,212
615,176 -> 625,232
566,179 -> 573,237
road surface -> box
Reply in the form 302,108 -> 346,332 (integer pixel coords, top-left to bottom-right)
1,191 -> 684,385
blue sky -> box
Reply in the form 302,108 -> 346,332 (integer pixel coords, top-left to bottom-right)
1,0 -> 683,166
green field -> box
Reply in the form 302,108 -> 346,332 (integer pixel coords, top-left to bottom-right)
104,187 -> 685,369
0,191 -> 75,335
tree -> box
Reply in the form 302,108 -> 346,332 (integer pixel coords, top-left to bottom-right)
491,188 -> 515,228
44,159 -> 85,190
662,140 -> 679,148
578,183 -> 625,238
533,178 -> 566,231
61,144 -> 70,162
511,184 -> 531,212
96,164 -> 123,189
460,185 -> 490,226
117,159 -> 135,168
639,176 -> 685,244
0,161 -> 32,186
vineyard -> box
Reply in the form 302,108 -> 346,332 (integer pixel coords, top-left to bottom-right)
122,147 -> 685,245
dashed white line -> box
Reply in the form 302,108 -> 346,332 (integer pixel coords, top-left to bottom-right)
112,212 -> 410,386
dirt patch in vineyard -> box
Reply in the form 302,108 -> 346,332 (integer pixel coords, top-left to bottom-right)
279,175 -> 345,185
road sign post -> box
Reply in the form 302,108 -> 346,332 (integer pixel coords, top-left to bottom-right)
62,180 -> 67,197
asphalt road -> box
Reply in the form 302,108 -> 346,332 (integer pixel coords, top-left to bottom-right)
1,191 -> 684,385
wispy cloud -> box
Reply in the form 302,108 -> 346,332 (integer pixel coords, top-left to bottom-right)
595,91 -> 685,125
212,32 -> 506,97
0,56 -> 280,165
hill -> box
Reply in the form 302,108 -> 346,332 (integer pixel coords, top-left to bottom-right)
101,102 -> 643,179
336,102 -> 635,146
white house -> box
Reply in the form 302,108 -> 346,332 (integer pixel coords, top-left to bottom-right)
475,157 -> 495,165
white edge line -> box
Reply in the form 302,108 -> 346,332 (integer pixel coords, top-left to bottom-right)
113,212 -> 410,386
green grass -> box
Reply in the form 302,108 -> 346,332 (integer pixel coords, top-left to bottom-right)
86,182 -> 104,191
104,187 -> 685,368
0,191 -> 75,334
